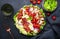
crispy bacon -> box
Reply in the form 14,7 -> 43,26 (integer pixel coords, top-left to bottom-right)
22,18 -> 31,32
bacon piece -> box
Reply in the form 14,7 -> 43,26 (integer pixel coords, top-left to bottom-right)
22,18 -> 31,32
33,23 -> 40,28
17,9 -> 23,20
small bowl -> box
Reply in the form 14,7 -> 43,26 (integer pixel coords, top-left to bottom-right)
42,0 -> 58,12
1,3 -> 14,16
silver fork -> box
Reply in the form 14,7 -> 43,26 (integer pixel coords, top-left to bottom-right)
3,24 -> 14,39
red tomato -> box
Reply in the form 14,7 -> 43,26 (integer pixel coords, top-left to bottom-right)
33,13 -> 36,16
33,23 -> 40,28
31,18 -> 36,23
28,12 -> 32,16
37,0 -> 41,2
32,0 -> 36,5
52,16 -> 56,21
47,13 -> 50,16
30,0 -> 33,2
37,0 -> 42,4
35,18 -> 39,22
32,18 -> 38,23
31,13 -> 36,18
37,1 -> 41,4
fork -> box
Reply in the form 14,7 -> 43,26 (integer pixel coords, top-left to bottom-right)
2,24 -> 14,39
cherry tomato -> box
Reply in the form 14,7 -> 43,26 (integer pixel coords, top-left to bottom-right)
52,15 -> 56,21
30,0 -> 33,2
47,13 -> 50,16
28,13 -> 36,18
37,0 -> 40,1
28,12 -> 32,16
31,19 -> 35,23
33,23 -> 40,28
32,13 -> 36,16
32,0 -> 36,5
37,1 -> 41,4
32,18 -> 38,23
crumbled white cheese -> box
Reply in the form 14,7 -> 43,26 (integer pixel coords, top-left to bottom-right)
40,18 -> 44,20
20,27 -> 27,35
31,10 -> 35,13
29,7 -> 33,11
28,24 -> 34,30
18,19 -> 22,25
27,20 -> 34,30
39,20 -> 43,24
16,23 -> 27,35
16,23 -> 23,30
34,8 -> 38,13
34,8 -> 38,11
21,30 -> 27,35
35,13 -> 38,18
33,29 -> 38,33
22,15 -> 29,18
15,17 -> 18,23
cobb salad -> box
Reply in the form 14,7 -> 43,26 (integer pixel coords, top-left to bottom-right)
13,5 -> 46,36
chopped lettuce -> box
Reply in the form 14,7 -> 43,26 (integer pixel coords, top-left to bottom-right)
13,12 -> 18,22
27,16 -> 32,20
40,26 -> 44,30
40,9 -> 46,17
40,21 -> 46,30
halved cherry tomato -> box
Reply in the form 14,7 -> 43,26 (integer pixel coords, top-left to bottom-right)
33,13 -> 36,16
31,13 -> 36,18
31,18 -> 36,23
28,12 -> 32,16
32,18 -> 38,23
33,23 -> 40,28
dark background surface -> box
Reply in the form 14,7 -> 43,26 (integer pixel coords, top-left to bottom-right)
0,0 -> 60,39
